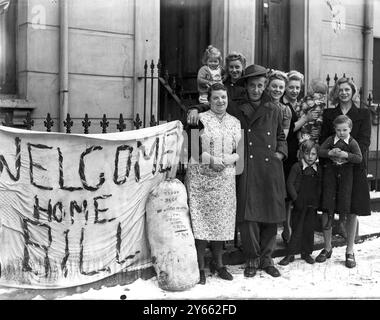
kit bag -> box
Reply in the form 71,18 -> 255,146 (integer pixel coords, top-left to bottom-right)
146,178 -> 199,291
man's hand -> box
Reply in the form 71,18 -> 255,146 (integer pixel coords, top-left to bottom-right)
187,109 -> 199,126
275,152 -> 284,161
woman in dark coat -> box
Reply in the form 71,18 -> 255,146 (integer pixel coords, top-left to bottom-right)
281,70 -> 304,243
222,52 -> 248,117
316,77 -> 371,268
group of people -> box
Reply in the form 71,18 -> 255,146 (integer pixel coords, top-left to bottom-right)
184,45 -> 371,285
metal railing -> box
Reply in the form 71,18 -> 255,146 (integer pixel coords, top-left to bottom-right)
139,59 -> 198,127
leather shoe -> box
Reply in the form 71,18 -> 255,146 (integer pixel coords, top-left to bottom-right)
278,255 -> 295,266
215,266 -> 233,281
198,270 -> 206,285
209,260 -> 233,280
315,248 -> 332,263
345,253 -> 356,268
301,254 -> 315,264
244,259 -> 257,277
263,265 -> 281,277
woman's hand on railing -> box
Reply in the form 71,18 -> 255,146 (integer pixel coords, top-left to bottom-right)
187,109 -> 200,125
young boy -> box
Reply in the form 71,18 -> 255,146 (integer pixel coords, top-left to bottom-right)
318,115 -> 362,229
279,140 -> 322,265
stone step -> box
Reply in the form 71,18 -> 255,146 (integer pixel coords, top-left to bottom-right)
220,213 -> 380,266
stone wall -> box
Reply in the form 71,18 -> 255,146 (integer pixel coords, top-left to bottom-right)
17,0 -> 159,133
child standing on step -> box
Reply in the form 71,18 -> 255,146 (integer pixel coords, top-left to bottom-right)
197,45 -> 224,104
279,140 -> 322,266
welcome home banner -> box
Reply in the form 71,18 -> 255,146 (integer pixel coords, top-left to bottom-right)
0,121 -> 183,288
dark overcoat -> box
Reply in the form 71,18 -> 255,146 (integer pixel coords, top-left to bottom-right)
223,77 -> 247,118
320,105 -> 371,216
235,100 -> 288,223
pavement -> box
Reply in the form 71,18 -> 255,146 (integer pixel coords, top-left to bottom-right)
0,213 -> 379,300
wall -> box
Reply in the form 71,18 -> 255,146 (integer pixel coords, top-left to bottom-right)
374,0 -> 380,37
17,0 -> 159,133
306,0 -> 366,88
306,0 -> 379,152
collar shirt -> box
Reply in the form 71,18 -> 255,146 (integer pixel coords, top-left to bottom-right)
301,159 -> 318,172
333,135 -> 350,145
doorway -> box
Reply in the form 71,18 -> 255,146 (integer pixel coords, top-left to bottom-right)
255,0 -> 290,71
159,0 -> 211,120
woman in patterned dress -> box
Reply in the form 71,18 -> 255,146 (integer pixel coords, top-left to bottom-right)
185,83 -> 241,284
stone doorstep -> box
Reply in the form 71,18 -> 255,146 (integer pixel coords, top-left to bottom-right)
370,198 -> 380,212
220,232 -> 380,266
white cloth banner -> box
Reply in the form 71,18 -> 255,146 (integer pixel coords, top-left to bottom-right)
0,121 -> 183,288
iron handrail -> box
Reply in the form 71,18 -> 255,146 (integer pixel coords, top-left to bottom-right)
158,76 -> 188,113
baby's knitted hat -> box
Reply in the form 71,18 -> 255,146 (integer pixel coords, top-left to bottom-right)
308,79 -> 328,95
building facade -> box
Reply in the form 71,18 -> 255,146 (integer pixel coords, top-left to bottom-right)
0,0 -> 379,138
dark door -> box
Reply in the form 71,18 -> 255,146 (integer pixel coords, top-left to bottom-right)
255,0 -> 290,71
159,0 -> 211,120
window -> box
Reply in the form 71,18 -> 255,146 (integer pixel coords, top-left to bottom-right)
0,0 -> 17,95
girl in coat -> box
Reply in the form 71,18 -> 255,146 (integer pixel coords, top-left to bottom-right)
279,140 -> 322,266
197,45 -> 224,104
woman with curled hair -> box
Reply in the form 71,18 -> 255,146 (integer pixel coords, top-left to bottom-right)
316,77 -> 371,268
222,52 -> 247,117
266,70 -> 292,138
185,83 -> 241,284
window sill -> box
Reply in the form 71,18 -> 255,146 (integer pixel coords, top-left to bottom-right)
0,95 -> 35,128
0,95 -> 35,109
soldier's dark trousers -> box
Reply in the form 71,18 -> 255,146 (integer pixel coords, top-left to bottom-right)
238,221 -> 277,269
